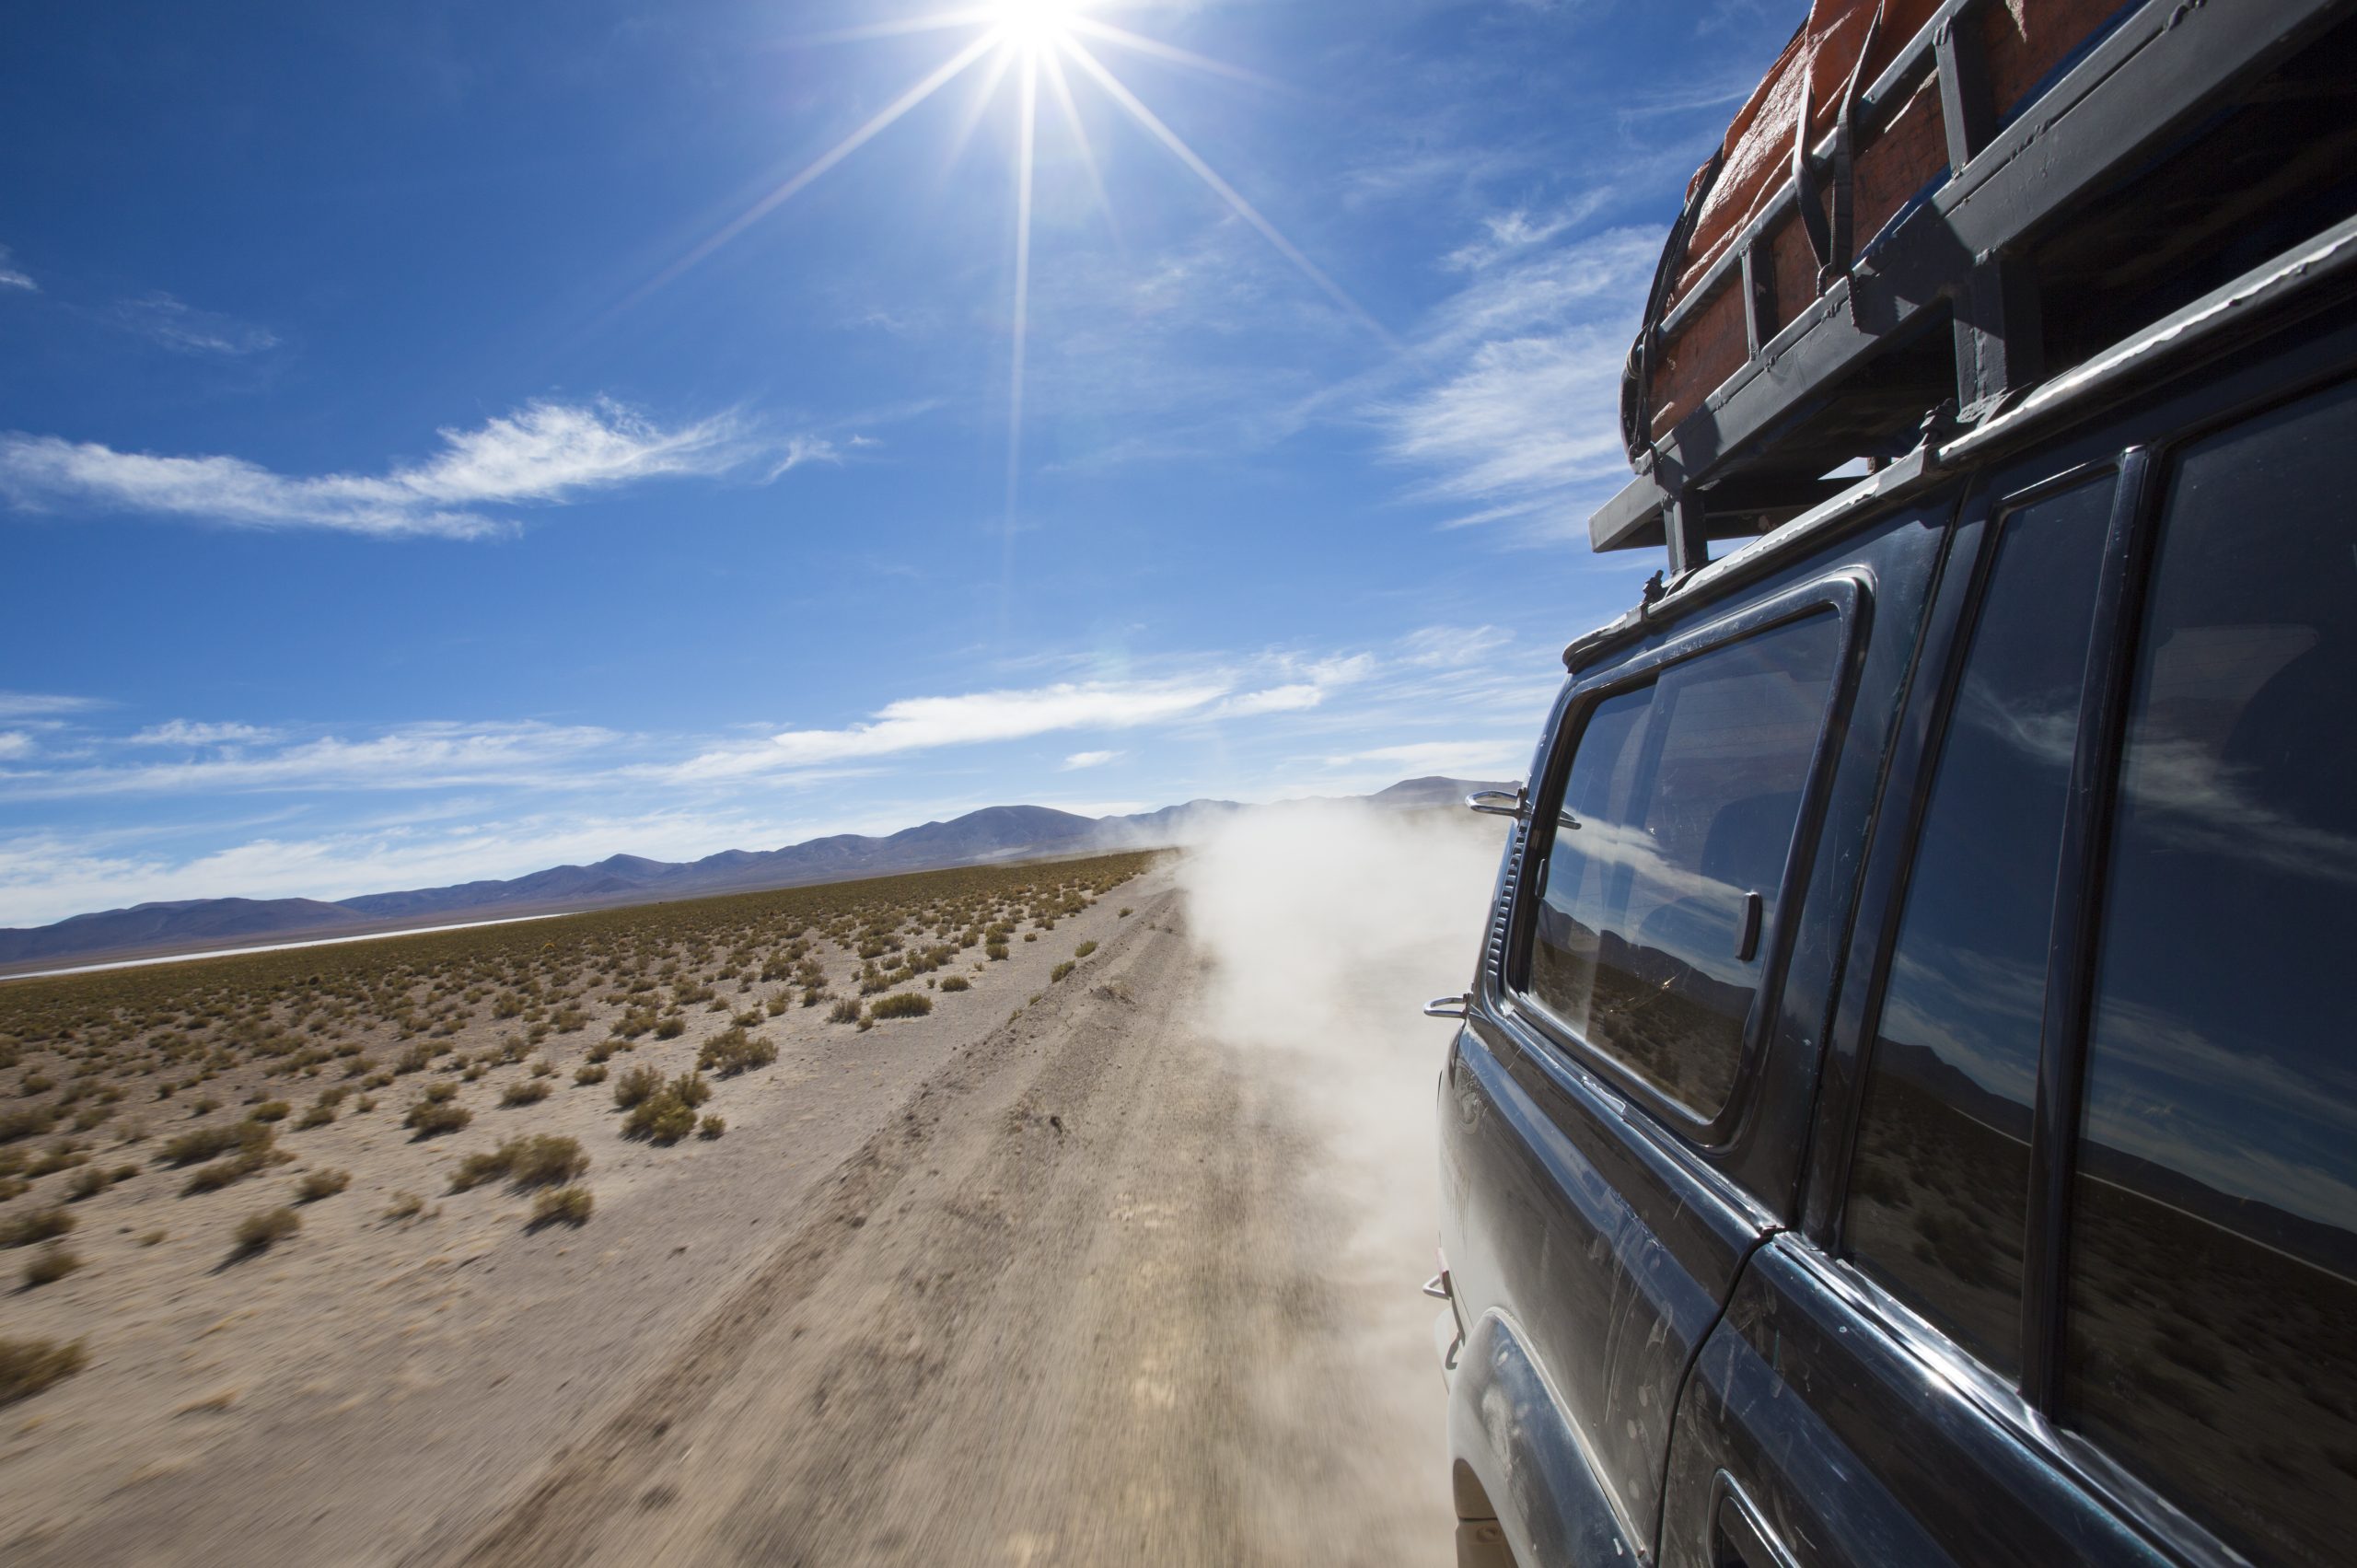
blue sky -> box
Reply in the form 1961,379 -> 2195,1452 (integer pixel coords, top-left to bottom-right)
0,0 -> 1801,925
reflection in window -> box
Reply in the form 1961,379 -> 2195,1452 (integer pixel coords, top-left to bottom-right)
2065,380 -> 2357,1567
1844,480 -> 2114,1376
1524,612 -> 1840,1120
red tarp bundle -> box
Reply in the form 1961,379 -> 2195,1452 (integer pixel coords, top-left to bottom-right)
1639,0 -> 2127,448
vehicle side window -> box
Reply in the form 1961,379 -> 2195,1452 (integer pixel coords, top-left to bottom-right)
1842,478 -> 2114,1377
1524,611 -> 1840,1120
2063,379 -> 2357,1568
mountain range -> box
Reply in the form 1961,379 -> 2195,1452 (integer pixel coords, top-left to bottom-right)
0,776 -> 1511,971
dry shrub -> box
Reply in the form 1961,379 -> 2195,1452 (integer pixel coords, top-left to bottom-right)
871,993 -> 933,1019
698,1114 -> 726,1140
1074,940 -> 1097,958
611,1065 -> 664,1109
696,1028 -> 777,1077
0,1208 -> 75,1249
403,1100 -> 470,1138
21,1243 -> 82,1289
501,1079 -> 552,1108
574,1063 -> 608,1086
231,1206 -> 299,1257
528,1186 -> 592,1228
295,1168 -> 351,1202
450,1135 -> 588,1192
0,1338 -> 85,1406
621,1074 -> 710,1145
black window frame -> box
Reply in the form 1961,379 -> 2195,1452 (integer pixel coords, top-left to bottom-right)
1503,571 -> 1871,1149
1826,453 -> 2136,1386
1792,296 -> 2357,1568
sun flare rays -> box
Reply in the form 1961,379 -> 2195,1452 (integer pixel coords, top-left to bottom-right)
643,2 -> 1384,534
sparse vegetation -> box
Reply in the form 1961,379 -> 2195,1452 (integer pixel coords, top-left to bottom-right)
621,1073 -> 711,1144
696,1027 -> 777,1076
870,993 -> 933,1019
0,1208 -> 75,1249
938,975 -> 970,992
21,1242 -> 83,1288
501,1078 -> 552,1108
698,1114 -> 726,1139
0,1338 -> 86,1405
295,1168 -> 351,1202
450,1135 -> 588,1192
528,1186 -> 593,1227
1074,940 -> 1097,958
403,1099 -> 472,1138
231,1206 -> 299,1257
383,1191 -> 425,1222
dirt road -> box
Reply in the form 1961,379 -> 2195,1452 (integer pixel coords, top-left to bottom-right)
421,881 -> 1449,1566
2,866 -> 1457,1567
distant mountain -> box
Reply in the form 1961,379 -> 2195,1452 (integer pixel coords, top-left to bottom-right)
0,898 -> 376,966
0,776 -> 1517,971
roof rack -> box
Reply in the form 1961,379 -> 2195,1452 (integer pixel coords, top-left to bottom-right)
1593,0 -> 2357,575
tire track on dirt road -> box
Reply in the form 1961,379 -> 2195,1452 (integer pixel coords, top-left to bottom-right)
441,881 -> 1451,1566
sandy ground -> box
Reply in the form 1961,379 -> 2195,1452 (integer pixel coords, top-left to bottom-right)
0,867 -> 1455,1566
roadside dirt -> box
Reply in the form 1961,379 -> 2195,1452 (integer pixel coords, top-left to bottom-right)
3,870 -> 1454,1566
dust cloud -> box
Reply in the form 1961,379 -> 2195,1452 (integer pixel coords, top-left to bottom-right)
1175,798 -> 1510,1549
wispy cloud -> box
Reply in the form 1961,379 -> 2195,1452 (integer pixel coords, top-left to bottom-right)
0,246 -> 33,293
1326,738 -> 1528,776
0,398 -> 816,540
0,691 -> 103,719
0,733 -> 33,761
111,293 -> 278,356
1,721 -> 621,798
1376,226 -> 1658,537
127,719 -> 280,747
665,678 -> 1234,783
1061,749 -> 1120,770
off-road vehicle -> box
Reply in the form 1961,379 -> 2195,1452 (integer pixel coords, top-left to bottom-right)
1429,3 -> 2357,1564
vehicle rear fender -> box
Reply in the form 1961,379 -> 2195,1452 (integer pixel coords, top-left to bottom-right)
1447,1308 -> 1640,1568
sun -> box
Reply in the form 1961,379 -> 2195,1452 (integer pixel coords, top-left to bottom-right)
990,0 -> 1085,48
645,0 -> 1385,539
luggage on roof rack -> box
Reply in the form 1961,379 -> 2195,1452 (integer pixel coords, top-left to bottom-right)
1596,0 -> 2357,574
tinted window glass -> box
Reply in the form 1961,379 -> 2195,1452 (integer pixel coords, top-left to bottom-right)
1526,612 -> 1840,1119
2065,381 -> 2357,1567
1844,479 -> 2113,1376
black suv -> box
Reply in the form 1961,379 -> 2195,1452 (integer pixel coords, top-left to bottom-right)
1429,4 -> 2357,1565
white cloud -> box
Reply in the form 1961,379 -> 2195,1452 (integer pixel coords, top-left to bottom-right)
0,691 -> 100,719
1062,749 -> 1120,770
1441,198 -> 1604,273
128,719 -> 278,747
0,733 -> 32,761
1399,624 -> 1513,667
0,246 -> 32,293
1328,738 -> 1529,776
666,678 -> 1232,782
1376,226 -> 1660,538
1,721 -> 621,798
766,434 -> 842,479
0,398 -> 811,540
1218,683 -> 1323,717
111,293 -> 277,356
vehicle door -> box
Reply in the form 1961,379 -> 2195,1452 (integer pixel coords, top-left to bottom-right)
1441,533 -> 1928,1564
1655,337 -> 2357,1567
